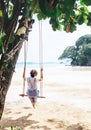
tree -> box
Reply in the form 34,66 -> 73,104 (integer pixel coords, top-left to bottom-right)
0,0 -> 91,119
59,34 -> 91,66
58,46 -> 77,60
77,43 -> 91,65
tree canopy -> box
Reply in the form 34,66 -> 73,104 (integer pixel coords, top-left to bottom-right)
59,34 -> 91,66
1,0 -> 91,57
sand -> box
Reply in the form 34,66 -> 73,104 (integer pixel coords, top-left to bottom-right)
0,66 -> 91,130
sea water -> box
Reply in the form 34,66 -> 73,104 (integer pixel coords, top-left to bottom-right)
15,61 -> 91,73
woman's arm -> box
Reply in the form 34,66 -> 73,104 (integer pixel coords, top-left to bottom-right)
39,67 -> 43,81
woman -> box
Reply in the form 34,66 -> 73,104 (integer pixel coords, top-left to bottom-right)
26,68 -> 43,108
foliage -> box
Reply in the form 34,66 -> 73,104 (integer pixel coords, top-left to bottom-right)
38,0 -> 91,32
0,125 -> 21,130
0,0 -> 91,55
0,0 -> 91,47
59,34 -> 91,66
58,46 -> 76,59
10,125 -> 21,130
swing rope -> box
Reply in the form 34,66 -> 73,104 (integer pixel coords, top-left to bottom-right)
21,40 -> 28,96
20,20 -> 45,98
39,20 -> 43,97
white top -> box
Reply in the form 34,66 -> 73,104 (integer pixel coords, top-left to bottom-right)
27,77 -> 38,91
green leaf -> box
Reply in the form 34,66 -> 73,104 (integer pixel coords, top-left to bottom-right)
77,15 -> 84,25
64,0 -> 76,10
80,0 -> 91,6
0,33 -> 6,54
87,13 -> 91,25
23,0 -> 32,18
37,10 -> 47,20
39,0 -> 59,17
8,35 -> 15,43
0,10 -> 2,17
10,125 -> 14,130
16,126 -> 21,130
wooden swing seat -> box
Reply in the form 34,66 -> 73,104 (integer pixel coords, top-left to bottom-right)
19,94 -> 46,98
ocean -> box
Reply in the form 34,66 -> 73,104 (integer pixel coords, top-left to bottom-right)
15,61 -> 65,71
15,61 -> 91,72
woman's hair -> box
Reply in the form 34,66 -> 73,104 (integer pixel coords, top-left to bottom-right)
30,70 -> 38,77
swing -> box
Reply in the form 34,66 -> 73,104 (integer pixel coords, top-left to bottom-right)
19,21 -> 45,98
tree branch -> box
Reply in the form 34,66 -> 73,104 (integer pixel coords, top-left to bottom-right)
3,2 -> 23,49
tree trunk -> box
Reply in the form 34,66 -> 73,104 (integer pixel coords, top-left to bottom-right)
0,18 -> 34,120
0,38 -> 24,120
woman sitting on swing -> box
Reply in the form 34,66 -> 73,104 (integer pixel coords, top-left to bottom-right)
26,68 -> 43,108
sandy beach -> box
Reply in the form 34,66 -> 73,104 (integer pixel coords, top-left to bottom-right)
0,66 -> 91,130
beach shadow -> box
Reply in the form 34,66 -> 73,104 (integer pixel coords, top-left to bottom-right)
1,108 -> 89,130
23,106 -> 30,109
47,118 -> 66,129
47,119 -> 89,130
1,117 -> 90,130
0,114 -> 34,130
1,113 -> 51,130
66,123 -> 89,130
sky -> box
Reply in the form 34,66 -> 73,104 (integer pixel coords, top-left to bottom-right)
18,17 -> 91,63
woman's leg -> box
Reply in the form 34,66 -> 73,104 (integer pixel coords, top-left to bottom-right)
29,96 -> 37,108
